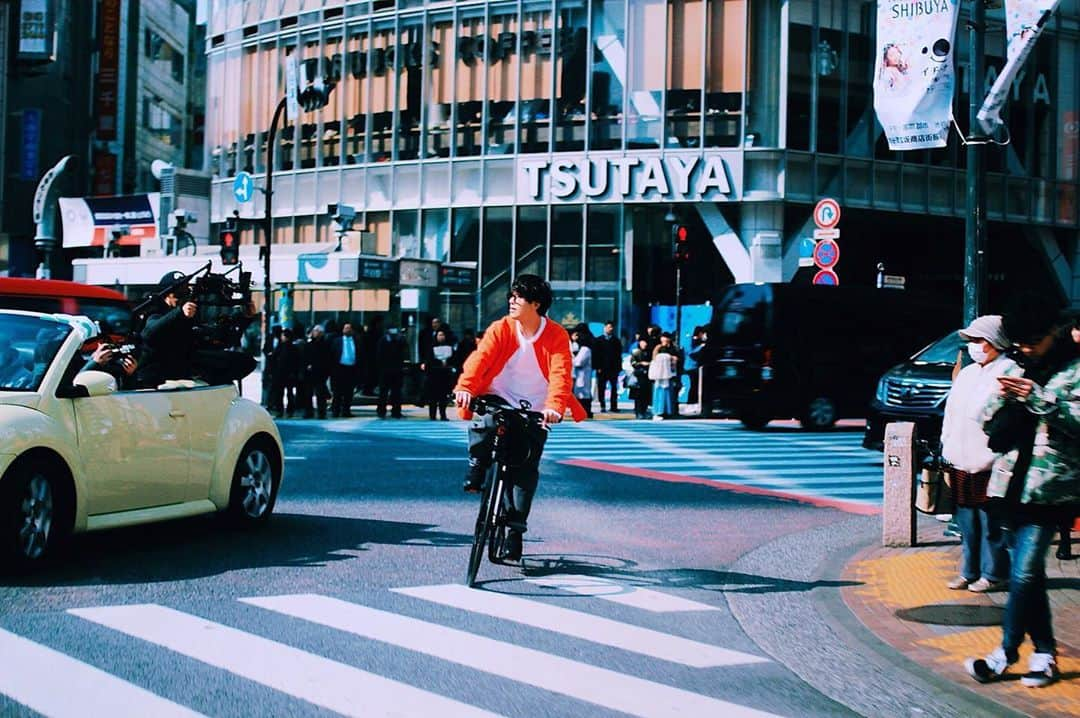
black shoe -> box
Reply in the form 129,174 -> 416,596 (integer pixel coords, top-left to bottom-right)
462,462 -> 485,493
500,531 -> 523,561
1057,544 -> 1074,560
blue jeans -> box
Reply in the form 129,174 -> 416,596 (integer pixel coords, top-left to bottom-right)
1001,517 -> 1057,661
651,381 -> 674,417
956,505 -> 1009,582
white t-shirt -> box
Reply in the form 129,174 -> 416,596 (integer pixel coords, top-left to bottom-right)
488,317 -> 549,411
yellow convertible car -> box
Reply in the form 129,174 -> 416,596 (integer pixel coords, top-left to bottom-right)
0,310 -> 283,570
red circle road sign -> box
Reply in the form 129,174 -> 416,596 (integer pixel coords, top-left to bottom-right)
813,198 -> 841,229
812,269 -> 839,286
812,238 -> 840,269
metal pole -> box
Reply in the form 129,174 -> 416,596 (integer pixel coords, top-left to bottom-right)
963,0 -> 987,325
263,97 -> 288,400
674,264 -> 682,350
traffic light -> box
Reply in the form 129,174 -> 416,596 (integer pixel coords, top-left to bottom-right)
672,224 -> 690,264
298,77 -> 335,112
219,223 -> 239,265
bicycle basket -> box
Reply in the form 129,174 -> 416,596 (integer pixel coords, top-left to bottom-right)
494,415 -> 535,467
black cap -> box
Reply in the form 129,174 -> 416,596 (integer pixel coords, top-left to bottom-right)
159,270 -> 187,291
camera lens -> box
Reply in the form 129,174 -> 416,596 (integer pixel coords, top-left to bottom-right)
933,39 -> 950,58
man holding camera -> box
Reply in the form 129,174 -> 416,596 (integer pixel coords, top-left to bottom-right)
137,271 -> 198,387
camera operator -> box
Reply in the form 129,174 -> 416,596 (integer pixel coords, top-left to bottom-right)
136,271 -> 198,387
83,343 -> 140,390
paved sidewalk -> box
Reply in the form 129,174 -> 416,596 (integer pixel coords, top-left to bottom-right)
843,514 -> 1079,717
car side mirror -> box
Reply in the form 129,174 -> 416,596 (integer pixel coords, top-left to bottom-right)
73,370 -> 118,397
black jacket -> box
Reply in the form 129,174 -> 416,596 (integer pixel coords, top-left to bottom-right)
594,334 -> 624,375
138,305 -> 196,383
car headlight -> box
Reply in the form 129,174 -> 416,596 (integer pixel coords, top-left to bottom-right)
875,377 -> 888,403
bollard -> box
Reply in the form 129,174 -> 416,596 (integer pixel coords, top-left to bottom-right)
882,421 -> 917,547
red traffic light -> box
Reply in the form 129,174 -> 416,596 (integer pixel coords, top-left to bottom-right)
676,225 -> 688,243
220,228 -> 239,265
222,232 -> 235,247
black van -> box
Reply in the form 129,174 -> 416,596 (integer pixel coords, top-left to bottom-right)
699,283 -> 956,429
861,331 -> 963,450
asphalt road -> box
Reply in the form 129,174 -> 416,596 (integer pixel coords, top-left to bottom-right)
0,417 -> 924,717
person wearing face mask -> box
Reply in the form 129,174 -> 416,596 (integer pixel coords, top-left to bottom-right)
940,315 -> 1014,594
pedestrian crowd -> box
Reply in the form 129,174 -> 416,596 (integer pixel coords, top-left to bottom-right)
265,315 -> 710,422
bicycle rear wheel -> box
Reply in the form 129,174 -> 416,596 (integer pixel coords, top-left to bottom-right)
465,464 -> 500,587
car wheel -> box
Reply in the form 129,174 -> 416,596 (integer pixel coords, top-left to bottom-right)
801,397 -> 837,430
2,462 -> 62,569
227,439 -> 280,524
739,413 -> 769,430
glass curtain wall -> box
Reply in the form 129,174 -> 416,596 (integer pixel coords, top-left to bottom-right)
590,0 -> 625,150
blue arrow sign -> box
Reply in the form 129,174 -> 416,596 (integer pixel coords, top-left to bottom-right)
233,171 -> 255,203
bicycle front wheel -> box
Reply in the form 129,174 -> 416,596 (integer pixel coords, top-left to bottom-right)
465,464 -> 500,587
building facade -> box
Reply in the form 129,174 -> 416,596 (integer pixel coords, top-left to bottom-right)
198,0 -> 1080,335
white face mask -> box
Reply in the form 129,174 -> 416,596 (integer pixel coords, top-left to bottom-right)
967,342 -> 989,364
571,342 -> 580,353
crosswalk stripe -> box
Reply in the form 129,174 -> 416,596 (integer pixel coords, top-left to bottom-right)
0,628 -> 205,718
519,574 -> 722,613
242,594 -> 783,718
393,584 -> 765,668
67,604 -> 501,718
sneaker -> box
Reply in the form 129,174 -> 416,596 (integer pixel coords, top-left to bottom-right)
947,576 -> 973,590
500,531 -> 523,561
652,415 -> 664,422
968,578 -> 1007,593
462,462 -> 485,493
1021,653 -> 1059,688
965,647 -> 1012,683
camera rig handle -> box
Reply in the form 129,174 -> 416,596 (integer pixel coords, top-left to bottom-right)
131,261 -> 213,317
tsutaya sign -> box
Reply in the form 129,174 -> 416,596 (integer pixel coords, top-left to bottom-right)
517,152 -> 741,204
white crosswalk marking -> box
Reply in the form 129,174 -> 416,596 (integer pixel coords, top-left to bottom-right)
0,628 -> 205,718
67,604 -> 502,718
243,593 -> 784,718
522,574 -> 724,612
355,418 -> 884,507
393,584 -> 764,667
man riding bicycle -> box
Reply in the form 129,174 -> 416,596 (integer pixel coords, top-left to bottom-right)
454,274 -> 587,561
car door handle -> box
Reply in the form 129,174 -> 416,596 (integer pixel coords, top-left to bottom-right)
169,410 -> 186,418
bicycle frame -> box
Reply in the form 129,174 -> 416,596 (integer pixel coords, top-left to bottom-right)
464,396 -> 545,588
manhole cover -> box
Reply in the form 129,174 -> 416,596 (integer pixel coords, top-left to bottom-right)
895,604 -> 1003,626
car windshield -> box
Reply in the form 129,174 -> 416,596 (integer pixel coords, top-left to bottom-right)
912,331 -> 964,365
0,313 -> 72,391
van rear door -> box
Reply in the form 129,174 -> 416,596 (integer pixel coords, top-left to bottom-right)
707,284 -> 773,400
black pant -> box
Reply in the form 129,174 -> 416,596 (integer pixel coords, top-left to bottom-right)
633,376 -> 652,418
467,405 -> 549,533
330,366 -> 357,416
297,373 -> 329,417
377,372 -> 403,417
596,372 -> 619,411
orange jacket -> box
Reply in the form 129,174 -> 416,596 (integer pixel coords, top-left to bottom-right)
454,316 -> 587,421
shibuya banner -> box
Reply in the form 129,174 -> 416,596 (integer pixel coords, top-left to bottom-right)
977,0 -> 1062,133
873,0 -> 960,150
517,152 -> 741,204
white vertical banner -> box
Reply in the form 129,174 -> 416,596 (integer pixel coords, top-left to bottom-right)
976,0 -> 1062,134
873,1 -> 961,151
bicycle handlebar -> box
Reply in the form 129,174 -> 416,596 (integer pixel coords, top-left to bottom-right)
469,395 -> 547,427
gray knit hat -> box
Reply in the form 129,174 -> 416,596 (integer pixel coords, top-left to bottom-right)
958,314 -> 1009,350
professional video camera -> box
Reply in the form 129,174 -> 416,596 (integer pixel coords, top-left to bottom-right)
133,262 -> 255,350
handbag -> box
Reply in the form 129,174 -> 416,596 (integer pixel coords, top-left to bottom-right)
915,466 -> 954,515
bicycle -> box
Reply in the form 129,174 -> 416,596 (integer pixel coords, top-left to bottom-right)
465,395 -> 547,588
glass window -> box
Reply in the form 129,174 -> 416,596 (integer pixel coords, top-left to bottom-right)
455,8 -> 487,157
344,27 -> 370,165
486,6 -> 519,155
451,207 -> 480,264
666,0 -> 704,148
555,0 -> 588,151
626,0 -> 667,149
590,0 -> 624,150
704,0 -> 745,148
421,208 -> 449,261
370,21 -> 396,163
516,206 -> 548,278
551,205 -> 583,283
519,2 -> 554,153
397,15 -> 423,161
426,13 -> 454,159
586,205 -> 620,283
481,207 -> 513,325
786,22 -> 812,151
394,210 -> 420,258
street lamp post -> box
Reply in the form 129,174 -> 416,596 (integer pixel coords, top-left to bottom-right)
261,96 -> 289,403
963,0 -> 988,325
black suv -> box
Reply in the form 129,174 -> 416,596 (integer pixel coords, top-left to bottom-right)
862,332 -> 964,450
